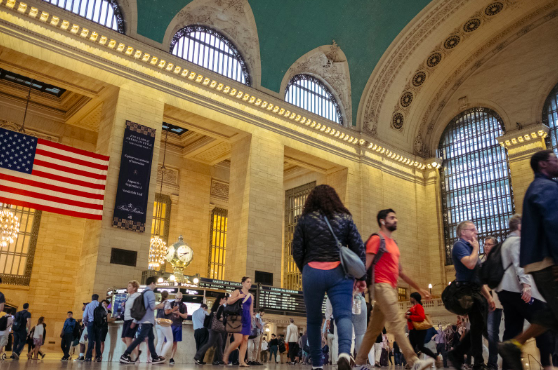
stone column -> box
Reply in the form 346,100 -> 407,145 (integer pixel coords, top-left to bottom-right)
498,124 -> 549,214
73,84 -> 164,311
226,133 -> 284,285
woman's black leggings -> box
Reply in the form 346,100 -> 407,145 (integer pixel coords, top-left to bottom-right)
409,329 -> 437,359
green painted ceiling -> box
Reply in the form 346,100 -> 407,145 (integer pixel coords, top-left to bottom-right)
136,0 -> 433,125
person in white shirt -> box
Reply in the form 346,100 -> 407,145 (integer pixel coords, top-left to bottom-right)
495,215 -> 554,370
31,317 -> 45,360
0,308 -> 14,360
122,280 -> 141,361
286,318 -> 299,364
260,337 -> 269,363
154,291 -> 174,359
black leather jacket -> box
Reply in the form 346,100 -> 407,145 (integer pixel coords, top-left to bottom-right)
291,211 -> 365,272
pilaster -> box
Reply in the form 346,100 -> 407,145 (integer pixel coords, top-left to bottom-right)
226,133 -> 284,285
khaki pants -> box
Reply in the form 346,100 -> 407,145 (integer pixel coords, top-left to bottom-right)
356,283 -> 418,366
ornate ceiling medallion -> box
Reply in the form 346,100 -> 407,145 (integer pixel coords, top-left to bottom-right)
485,2 -> 504,16
400,92 -> 414,108
444,35 -> 461,49
412,71 -> 427,87
463,18 -> 481,32
392,113 -> 404,130
427,52 -> 442,68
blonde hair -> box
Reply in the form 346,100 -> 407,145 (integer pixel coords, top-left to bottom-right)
456,221 -> 473,238
128,280 -> 140,291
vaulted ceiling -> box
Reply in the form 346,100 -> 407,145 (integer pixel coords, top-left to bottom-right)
134,0 -> 433,123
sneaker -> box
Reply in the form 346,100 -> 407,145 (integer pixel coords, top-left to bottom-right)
76,356 -> 85,361
338,355 -> 353,370
411,359 -> 436,370
194,358 -> 204,365
84,358 -> 92,362
11,353 -> 19,360
61,356 -> 69,361
499,341 -> 523,370
40,353 -> 45,360
151,356 -> 166,364
1,354 -> 6,360
170,358 -> 175,365
447,351 -> 464,370
96,357 -> 102,362
120,354 -> 133,364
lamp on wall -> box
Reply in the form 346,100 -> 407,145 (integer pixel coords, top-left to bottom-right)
148,128 -> 169,268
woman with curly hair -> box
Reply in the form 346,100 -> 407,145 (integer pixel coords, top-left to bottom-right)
291,184 -> 365,370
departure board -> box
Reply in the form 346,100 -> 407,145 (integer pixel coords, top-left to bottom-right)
258,286 -> 306,314
198,278 -> 243,291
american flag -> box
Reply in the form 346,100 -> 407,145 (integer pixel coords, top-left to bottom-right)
0,127 -> 109,220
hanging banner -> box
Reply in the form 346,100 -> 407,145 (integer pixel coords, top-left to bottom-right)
112,121 -> 156,232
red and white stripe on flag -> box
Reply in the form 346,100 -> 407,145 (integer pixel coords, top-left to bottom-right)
0,138 -> 109,220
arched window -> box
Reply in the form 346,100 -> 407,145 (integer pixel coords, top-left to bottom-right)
438,107 -> 515,265
42,0 -> 124,33
285,74 -> 343,125
543,82 -> 558,153
170,26 -> 250,86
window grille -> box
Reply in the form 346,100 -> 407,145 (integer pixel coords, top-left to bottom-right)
438,107 -> 514,265
171,25 -> 250,86
398,287 -> 407,302
42,0 -> 124,33
150,194 -> 171,245
208,208 -> 228,280
284,181 -> 316,290
285,74 -> 343,125
543,82 -> 558,153
0,68 -> 66,98
0,204 -> 41,286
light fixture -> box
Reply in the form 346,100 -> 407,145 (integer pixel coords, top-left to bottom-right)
169,275 -> 176,282
265,327 -> 270,332
193,277 -> 199,284
149,127 -> 170,269
157,277 -> 164,283
0,204 -> 20,248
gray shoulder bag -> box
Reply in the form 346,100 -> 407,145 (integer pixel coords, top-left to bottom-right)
323,215 -> 366,279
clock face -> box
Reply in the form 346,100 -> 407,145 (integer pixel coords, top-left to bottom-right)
165,246 -> 175,262
177,245 -> 193,263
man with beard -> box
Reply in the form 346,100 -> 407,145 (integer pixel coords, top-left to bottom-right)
355,209 -> 434,370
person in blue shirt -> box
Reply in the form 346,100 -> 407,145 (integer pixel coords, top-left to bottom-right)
83,295 -> 100,362
119,276 -> 165,364
60,311 -> 76,361
192,304 -> 210,364
447,221 -> 495,370
499,149 -> 558,370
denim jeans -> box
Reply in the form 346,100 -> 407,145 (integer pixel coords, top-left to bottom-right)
124,323 -> 158,360
486,308 -> 502,367
269,345 -> 278,362
61,333 -> 73,358
85,323 -> 101,359
302,264 -> 354,367
13,329 -> 27,355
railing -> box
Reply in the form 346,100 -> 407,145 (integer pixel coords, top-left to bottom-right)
398,299 -> 446,311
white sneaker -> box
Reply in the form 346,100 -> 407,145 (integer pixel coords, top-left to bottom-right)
412,359 -> 435,370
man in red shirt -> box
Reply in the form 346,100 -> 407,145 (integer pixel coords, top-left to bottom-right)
355,209 -> 434,370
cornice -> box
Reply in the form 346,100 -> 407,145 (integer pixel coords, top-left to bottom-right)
0,0 -> 437,181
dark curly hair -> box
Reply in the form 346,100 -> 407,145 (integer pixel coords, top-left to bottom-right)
302,185 -> 351,217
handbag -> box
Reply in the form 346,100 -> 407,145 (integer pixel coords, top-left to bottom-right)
442,281 -> 476,315
323,215 -> 367,279
211,314 -> 226,333
224,289 -> 244,316
156,318 -> 172,327
412,314 -> 433,331
225,314 -> 243,333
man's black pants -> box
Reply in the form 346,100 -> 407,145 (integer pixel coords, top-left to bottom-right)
452,296 -> 487,366
61,333 -> 73,358
436,343 -> 448,367
288,342 -> 298,363
194,328 -> 209,361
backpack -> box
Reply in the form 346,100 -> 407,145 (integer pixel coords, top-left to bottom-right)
73,321 -> 81,340
12,311 -> 26,331
278,338 -> 286,353
480,240 -> 512,289
93,305 -> 107,327
365,233 -> 390,301
0,315 -> 8,331
130,291 -> 147,321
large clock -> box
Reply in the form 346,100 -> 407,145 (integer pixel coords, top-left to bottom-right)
166,235 -> 194,269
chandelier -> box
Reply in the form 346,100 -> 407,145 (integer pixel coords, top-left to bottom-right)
1,205 -> 20,248
148,128 -> 170,269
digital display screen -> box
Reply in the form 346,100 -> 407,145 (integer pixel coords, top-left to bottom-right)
185,302 -> 201,314
258,286 -> 306,314
111,293 -> 127,319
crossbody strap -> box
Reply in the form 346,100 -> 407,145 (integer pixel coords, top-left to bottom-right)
323,215 -> 343,249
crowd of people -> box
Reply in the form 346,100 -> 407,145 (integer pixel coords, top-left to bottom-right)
0,149 -> 555,370
290,149 -> 558,370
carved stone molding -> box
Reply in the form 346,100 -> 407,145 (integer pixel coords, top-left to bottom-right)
280,43 -> 352,126
0,119 -> 60,142
163,0 -> 261,88
210,179 -> 229,202
157,166 -> 180,192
